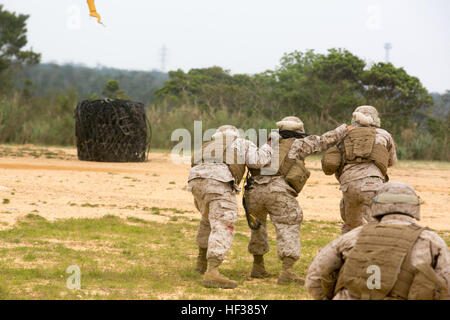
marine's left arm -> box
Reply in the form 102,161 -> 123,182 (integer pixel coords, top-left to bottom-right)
289,124 -> 348,159
306,227 -> 360,300
237,138 -> 273,169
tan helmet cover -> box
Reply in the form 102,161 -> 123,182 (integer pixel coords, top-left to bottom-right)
276,116 -> 305,133
352,105 -> 381,127
371,182 -> 420,220
212,125 -> 240,141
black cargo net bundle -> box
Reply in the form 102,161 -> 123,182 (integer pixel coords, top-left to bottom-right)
74,99 -> 151,162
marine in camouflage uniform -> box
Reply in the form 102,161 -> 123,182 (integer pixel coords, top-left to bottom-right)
322,106 -> 397,234
188,125 -> 272,289
244,116 -> 349,285
306,182 -> 450,300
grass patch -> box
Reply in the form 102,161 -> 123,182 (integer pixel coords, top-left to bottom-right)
0,215 -> 447,300
0,146 -> 75,160
80,203 -> 100,208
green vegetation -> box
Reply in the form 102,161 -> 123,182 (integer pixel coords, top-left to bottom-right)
0,214 -> 447,299
0,215 -> 339,299
152,52 -> 449,161
0,4 -> 41,94
0,5 -> 449,160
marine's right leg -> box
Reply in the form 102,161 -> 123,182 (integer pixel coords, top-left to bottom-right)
340,198 -> 351,234
342,183 -> 365,232
245,187 -> 270,278
268,191 -> 304,285
203,195 -> 239,289
195,218 -> 210,274
190,178 -> 238,288
190,179 -> 211,274
342,178 -> 383,233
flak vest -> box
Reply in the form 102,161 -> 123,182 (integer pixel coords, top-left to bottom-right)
321,127 -> 390,177
249,137 -> 310,195
334,223 -> 425,300
191,139 -> 246,188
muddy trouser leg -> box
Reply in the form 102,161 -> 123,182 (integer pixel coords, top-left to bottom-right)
342,186 -> 364,231
248,212 -> 269,256
360,177 -> 383,223
244,187 -> 270,256
339,198 -> 352,234
342,178 -> 383,231
196,217 -> 211,250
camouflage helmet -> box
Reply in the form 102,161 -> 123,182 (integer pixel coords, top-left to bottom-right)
212,125 -> 240,141
276,116 -> 305,133
371,182 -> 421,220
352,105 -> 381,128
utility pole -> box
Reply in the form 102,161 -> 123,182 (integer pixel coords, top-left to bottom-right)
384,42 -> 392,63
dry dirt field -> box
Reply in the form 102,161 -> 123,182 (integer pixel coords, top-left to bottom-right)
0,144 -> 449,231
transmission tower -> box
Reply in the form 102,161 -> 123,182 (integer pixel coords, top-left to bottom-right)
384,43 -> 392,63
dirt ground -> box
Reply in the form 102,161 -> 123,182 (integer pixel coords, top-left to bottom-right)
0,145 -> 449,231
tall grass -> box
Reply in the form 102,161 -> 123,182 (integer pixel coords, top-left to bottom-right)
0,93 -> 448,161
0,91 -> 76,146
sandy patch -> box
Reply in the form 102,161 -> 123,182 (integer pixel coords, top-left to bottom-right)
0,146 -> 449,230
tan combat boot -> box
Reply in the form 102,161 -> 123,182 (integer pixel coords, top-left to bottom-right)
203,258 -> 238,289
195,247 -> 208,274
278,257 -> 305,285
251,255 -> 270,278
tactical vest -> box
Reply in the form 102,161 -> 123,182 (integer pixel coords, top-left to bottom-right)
321,127 -> 390,177
334,223 -> 425,300
191,139 -> 246,186
250,137 -> 310,194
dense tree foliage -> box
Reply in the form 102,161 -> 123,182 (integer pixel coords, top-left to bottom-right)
0,4 -> 41,93
155,49 -> 433,135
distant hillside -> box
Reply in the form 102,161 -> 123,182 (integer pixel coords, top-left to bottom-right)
431,92 -> 450,118
16,63 -> 168,104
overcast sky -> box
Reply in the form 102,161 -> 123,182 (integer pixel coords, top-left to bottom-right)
2,0 -> 449,92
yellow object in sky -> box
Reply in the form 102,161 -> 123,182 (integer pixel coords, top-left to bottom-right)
87,0 -> 102,24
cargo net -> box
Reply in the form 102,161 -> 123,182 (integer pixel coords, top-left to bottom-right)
74,99 -> 151,162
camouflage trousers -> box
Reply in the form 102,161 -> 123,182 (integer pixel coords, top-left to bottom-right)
244,179 -> 303,261
189,178 -> 238,261
340,177 -> 383,233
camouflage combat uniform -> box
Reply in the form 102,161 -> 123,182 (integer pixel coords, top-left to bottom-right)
306,182 -> 450,300
306,214 -> 450,300
329,106 -> 398,234
188,137 -> 272,261
338,127 -> 397,232
245,124 -> 348,278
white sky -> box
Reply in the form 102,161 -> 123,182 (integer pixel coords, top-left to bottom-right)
2,0 -> 449,92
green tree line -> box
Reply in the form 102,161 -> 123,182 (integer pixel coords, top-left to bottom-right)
0,5 -> 448,160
